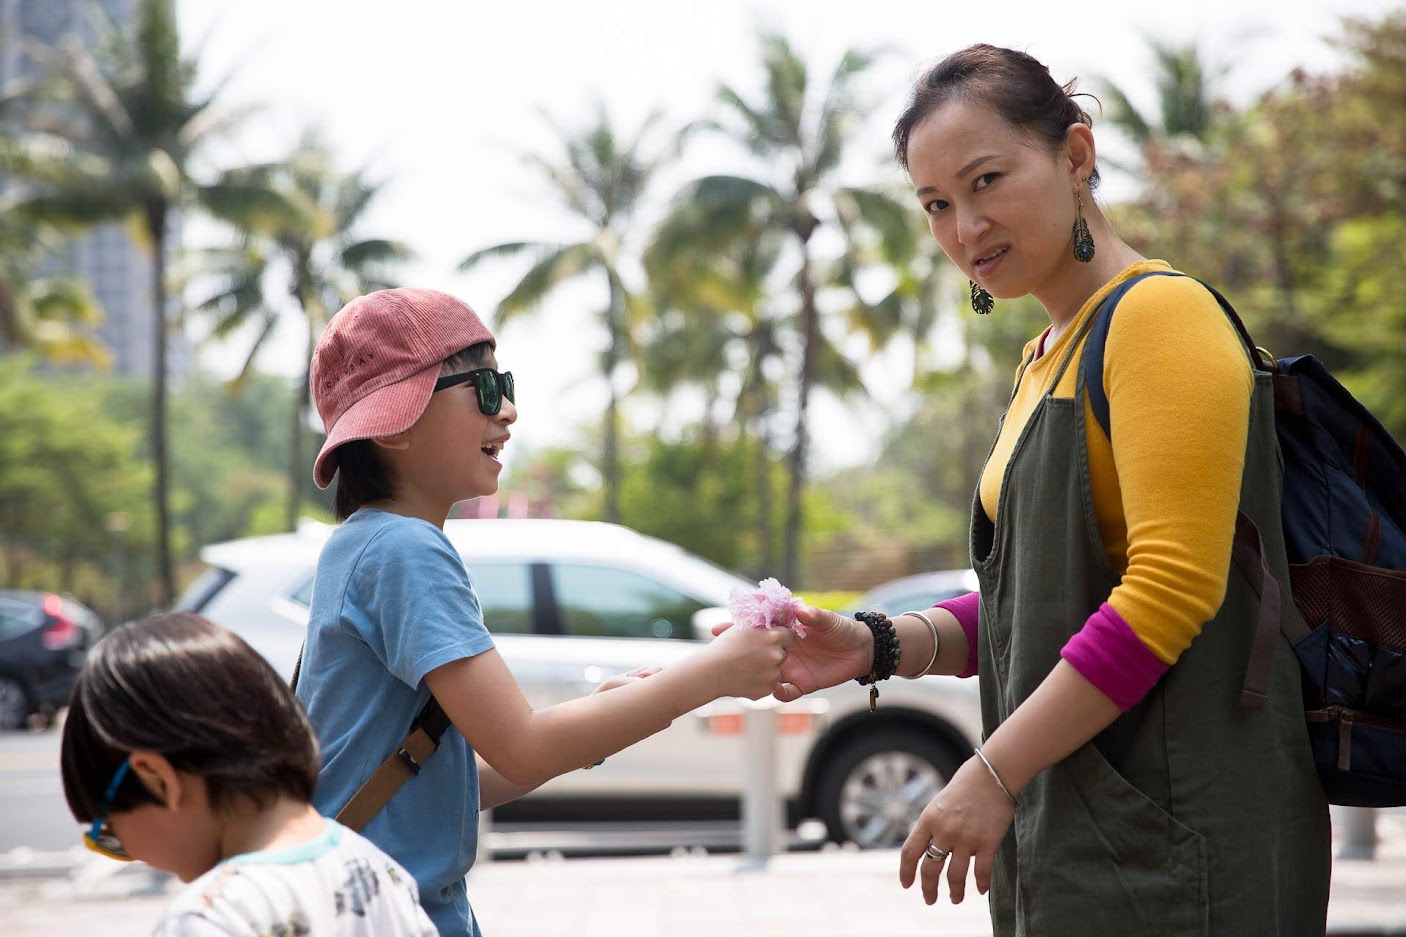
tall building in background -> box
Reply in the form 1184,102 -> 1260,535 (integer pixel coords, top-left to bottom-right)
0,0 -> 190,378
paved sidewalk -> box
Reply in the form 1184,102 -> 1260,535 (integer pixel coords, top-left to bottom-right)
3,815 -> 1404,936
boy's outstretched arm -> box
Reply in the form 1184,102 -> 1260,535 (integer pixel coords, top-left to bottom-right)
474,666 -> 661,809
477,756 -> 537,810
426,625 -> 791,789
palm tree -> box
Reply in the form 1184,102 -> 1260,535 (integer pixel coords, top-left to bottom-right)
643,225 -> 787,571
1098,39 -> 1227,148
3,0 -> 291,603
458,105 -> 675,523
192,136 -> 412,530
671,32 -> 907,584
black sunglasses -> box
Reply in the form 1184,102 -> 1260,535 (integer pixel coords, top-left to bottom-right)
434,368 -> 515,416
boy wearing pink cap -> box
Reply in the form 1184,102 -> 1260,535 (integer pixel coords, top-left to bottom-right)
296,288 -> 794,937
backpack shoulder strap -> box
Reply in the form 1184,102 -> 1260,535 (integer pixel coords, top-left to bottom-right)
1079,274 -> 1312,707
336,695 -> 452,832
1083,271 -> 1262,440
1084,271 -> 1181,439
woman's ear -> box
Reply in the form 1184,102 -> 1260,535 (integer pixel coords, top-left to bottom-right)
127,750 -> 182,809
1065,122 -> 1097,188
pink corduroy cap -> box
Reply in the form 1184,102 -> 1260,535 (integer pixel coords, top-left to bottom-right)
310,288 -> 494,489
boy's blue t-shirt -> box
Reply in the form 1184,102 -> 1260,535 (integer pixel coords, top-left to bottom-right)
296,508 -> 495,937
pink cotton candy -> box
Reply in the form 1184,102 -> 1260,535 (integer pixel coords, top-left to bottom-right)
728,577 -> 807,638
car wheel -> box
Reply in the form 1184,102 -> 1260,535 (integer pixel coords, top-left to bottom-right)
0,676 -> 30,731
815,728 -> 963,849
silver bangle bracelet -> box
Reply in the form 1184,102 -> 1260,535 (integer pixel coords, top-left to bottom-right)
974,746 -> 1018,805
900,610 -> 941,679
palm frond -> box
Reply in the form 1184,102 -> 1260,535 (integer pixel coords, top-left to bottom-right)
496,241 -> 600,323
811,329 -> 868,398
835,186 -> 919,266
1093,77 -> 1153,145
814,48 -> 880,176
458,240 -> 559,273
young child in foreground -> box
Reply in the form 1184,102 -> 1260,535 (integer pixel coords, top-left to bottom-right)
60,611 -> 438,935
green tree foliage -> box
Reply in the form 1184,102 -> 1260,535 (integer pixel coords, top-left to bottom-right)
0,363 -> 302,621
0,359 -> 152,616
613,429 -> 850,581
655,32 -> 907,584
1114,12 -> 1406,438
0,0 -> 293,603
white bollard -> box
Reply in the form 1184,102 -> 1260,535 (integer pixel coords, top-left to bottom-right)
1335,805 -> 1378,861
476,807 -> 493,866
740,699 -> 782,869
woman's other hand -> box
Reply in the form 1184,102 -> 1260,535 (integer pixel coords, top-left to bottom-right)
898,754 -> 1017,906
714,605 -> 871,701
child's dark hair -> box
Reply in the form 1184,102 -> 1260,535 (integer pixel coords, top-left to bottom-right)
892,44 -> 1101,189
332,341 -> 495,520
60,612 -> 319,823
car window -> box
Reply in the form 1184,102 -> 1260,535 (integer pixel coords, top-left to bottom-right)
173,567 -> 236,613
0,597 -> 41,640
289,576 -> 316,608
862,587 -> 972,615
549,564 -> 706,641
464,562 -> 535,635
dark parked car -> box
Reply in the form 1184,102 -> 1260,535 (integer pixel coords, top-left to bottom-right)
0,590 -> 102,730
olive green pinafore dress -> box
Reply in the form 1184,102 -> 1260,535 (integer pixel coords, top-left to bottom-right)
969,301 -> 1331,936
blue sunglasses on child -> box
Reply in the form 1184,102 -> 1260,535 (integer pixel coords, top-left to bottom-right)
83,758 -> 135,861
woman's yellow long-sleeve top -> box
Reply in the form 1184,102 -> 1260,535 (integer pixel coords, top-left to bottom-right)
973,260 -> 1253,708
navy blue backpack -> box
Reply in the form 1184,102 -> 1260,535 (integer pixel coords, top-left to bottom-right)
1086,272 -> 1406,807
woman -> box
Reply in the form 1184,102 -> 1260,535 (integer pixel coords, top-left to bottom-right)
774,44 -> 1330,935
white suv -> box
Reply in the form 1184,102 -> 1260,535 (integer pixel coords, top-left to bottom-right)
175,518 -> 982,851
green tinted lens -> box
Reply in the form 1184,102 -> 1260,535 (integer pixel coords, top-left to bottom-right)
475,371 -> 501,415
501,371 -> 514,403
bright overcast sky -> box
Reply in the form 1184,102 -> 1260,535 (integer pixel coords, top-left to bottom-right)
176,0 -> 1400,472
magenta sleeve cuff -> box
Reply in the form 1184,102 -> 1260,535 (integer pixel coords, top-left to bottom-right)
1060,602 -> 1170,711
934,592 -> 981,679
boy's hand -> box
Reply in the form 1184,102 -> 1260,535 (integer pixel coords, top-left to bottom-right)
701,620 -> 794,700
591,665 -> 661,694
714,605 -> 870,701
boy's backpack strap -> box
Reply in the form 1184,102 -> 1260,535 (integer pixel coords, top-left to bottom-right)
291,641 -> 453,831
336,696 -> 452,833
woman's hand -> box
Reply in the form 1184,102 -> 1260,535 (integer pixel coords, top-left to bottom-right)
713,605 -> 871,701
898,754 -> 1016,906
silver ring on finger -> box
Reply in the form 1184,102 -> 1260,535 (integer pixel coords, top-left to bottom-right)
924,842 -> 949,861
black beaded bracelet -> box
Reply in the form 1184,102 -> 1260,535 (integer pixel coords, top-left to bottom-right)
855,611 -> 901,711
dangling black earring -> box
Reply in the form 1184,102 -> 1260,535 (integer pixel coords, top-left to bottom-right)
969,280 -> 994,315
1073,190 -> 1095,263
